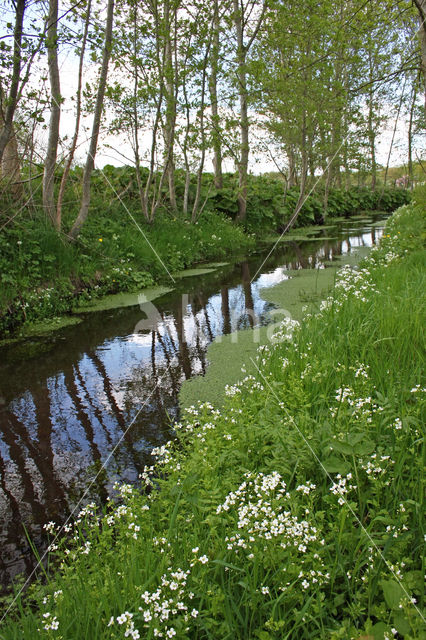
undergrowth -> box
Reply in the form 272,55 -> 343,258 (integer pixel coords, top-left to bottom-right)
0,167 -> 410,337
0,194 -> 424,638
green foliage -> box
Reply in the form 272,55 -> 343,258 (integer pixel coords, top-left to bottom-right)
0,164 -> 410,337
0,179 -> 254,336
1,202 -> 424,639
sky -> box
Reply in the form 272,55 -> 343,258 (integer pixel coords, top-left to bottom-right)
1,3 -> 424,177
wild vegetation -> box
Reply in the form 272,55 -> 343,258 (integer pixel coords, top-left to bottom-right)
1,193 -> 424,639
0,0 -> 424,635
0,0 -> 423,335
0,167 -> 410,337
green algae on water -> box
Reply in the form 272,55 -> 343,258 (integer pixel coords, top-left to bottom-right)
73,286 -> 173,313
172,267 -> 218,279
179,326 -> 270,411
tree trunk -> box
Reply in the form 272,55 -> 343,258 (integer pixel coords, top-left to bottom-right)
209,0 -> 223,190
287,146 -> 297,187
56,0 -> 92,230
0,87 -> 22,197
0,124 -> 22,198
191,48 -> 210,222
408,79 -> 418,187
413,0 -> 426,112
367,95 -> 376,191
0,0 -> 25,164
295,113 -> 308,215
163,0 -> 177,210
42,0 -> 61,228
69,0 -> 114,240
129,3 -> 148,221
233,0 -> 248,223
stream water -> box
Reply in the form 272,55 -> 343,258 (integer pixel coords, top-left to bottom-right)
0,215 -> 386,590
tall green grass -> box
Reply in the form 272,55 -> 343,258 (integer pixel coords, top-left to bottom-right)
0,200 -> 424,639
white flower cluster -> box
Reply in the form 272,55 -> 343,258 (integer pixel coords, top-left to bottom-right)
256,343 -> 271,366
114,482 -> 135,498
217,472 -> 320,557
151,442 -> 174,466
108,611 -> 140,639
225,375 -> 264,397
139,567 -> 197,638
335,265 -> 378,303
41,612 -> 59,631
331,385 -> 375,423
271,317 -> 300,344
75,502 -> 98,525
359,453 -> 394,480
329,473 -> 357,506
296,481 -> 316,495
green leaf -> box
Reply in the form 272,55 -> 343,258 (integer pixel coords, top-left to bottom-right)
353,439 -> 375,455
392,612 -> 411,636
381,579 -> 406,610
370,622 -> 389,639
329,440 -> 353,455
322,455 -> 351,474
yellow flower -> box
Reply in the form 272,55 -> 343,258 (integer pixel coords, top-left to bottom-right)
98,238 -> 103,242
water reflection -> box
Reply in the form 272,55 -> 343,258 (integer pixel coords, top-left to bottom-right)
0,220 -> 384,589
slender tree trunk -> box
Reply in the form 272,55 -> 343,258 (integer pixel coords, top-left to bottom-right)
181,53 -> 192,216
383,79 -> 406,187
192,47 -> 210,222
367,96 -> 376,191
366,48 -> 377,192
0,0 -> 25,164
209,0 -> 223,190
324,112 -> 340,211
69,0 -> 114,239
343,119 -> 351,190
42,0 -> 61,227
56,0 -> 91,229
1,125 -> 22,198
287,146 -> 297,187
163,0 -> 177,210
129,3 -> 148,221
295,113 -> 308,214
408,80 -> 418,187
413,0 -> 426,112
233,0 -> 248,223
0,87 -> 22,197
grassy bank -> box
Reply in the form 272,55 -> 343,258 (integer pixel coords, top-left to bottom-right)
1,196 -> 424,638
0,170 -> 409,338
0,211 -> 253,337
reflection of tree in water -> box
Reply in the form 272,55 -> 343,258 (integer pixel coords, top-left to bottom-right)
241,262 -> 255,328
221,287 -> 231,334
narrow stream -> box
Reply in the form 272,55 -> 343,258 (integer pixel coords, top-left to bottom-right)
0,215 -> 386,590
